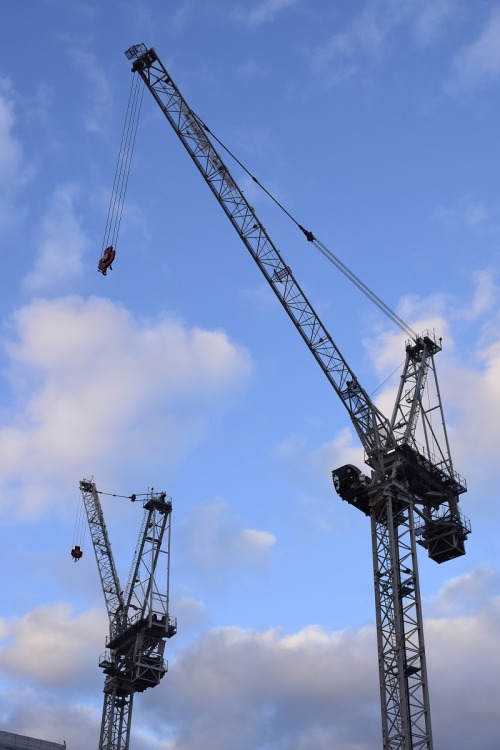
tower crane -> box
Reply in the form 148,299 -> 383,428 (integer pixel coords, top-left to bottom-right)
122,44 -> 471,750
78,479 -> 177,750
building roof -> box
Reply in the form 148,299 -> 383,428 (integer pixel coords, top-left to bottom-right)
0,731 -> 66,750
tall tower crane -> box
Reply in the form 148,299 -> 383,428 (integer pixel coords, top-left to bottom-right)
78,479 -> 177,750
122,44 -> 471,750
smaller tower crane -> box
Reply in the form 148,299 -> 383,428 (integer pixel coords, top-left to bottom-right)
78,479 -> 177,750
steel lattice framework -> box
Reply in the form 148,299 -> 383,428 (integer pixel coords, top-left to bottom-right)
371,485 -> 431,750
80,479 -> 177,750
123,44 -> 470,750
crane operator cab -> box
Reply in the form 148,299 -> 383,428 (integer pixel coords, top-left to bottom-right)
332,464 -> 371,516
98,246 -> 116,275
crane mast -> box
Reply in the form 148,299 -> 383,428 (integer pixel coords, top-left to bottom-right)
79,479 -> 177,750
123,44 -> 470,750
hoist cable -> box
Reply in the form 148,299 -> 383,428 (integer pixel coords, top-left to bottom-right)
192,111 -> 416,341
102,72 -> 142,252
112,74 -> 143,247
73,492 -> 87,548
101,73 -> 143,257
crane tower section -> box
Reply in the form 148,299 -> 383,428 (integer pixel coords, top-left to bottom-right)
79,479 -> 177,750
123,44 -> 470,750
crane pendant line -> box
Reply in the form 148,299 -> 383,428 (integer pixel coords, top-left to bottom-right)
183,108 -> 416,340
123,44 -> 470,750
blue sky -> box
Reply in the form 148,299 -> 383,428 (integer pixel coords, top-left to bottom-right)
0,1 -> 499,748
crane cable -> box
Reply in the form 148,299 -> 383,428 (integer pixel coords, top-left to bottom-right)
192,112 -> 417,341
100,72 -> 144,260
72,491 -> 87,552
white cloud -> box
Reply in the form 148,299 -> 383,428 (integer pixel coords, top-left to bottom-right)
69,47 -> 113,134
448,7 -> 500,91
310,3 -> 400,85
141,571 -> 499,750
361,276 -> 500,481
171,595 -> 209,636
310,0 -> 461,85
0,697 -> 99,750
275,427 -> 364,485
426,592 -> 500,750
426,566 -> 499,616
443,335 -> 500,472
0,90 -> 33,230
23,183 -> 88,291
0,569 -> 498,750
435,196 -> 492,228
456,270 -> 498,321
232,0 -> 298,28
154,623 -> 379,750
239,527 -> 276,557
177,500 -> 276,579
0,603 -> 104,688
0,296 -> 252,516
237,57 -> 267,78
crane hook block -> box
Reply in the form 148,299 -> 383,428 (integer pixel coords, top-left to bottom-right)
98,246 -> 116,276
71,545 -> 83,562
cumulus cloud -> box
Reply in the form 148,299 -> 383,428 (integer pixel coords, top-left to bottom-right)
0,697 -> 99,750
426,565 -> 500,616
360,275 -> 500,480
0,296 -> 252,516
0,603 -> 105,689
147,622 -> 379,750
23,183 -> 88,291
139,570 -> 499,750
177,500 -> 276,581
443,335 -> 500,472
426,585 -> 500,750
0,569 -> 498,750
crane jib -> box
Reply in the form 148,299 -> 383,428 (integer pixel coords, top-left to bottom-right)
127,45 -> 394,472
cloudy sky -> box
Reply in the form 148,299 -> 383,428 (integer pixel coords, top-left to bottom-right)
1,1 -> 499,748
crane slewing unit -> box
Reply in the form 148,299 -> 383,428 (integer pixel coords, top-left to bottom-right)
79,478 -> 177,750
123,44 -> 470,750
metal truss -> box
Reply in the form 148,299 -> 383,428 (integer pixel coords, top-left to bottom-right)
99,690 -> 133,750
371,483 -> 432,750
